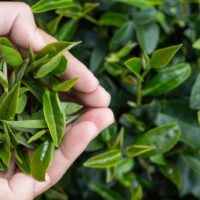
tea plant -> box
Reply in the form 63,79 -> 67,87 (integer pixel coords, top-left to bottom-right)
0,37 -> 81,181
5,0 -> 200,199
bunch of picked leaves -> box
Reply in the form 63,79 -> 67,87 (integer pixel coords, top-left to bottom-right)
0,37 -> 82,181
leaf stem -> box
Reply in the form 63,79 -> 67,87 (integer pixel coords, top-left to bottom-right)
136,78 -> 142,106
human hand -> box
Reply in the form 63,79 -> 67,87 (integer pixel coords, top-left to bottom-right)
0,2 -> 114,200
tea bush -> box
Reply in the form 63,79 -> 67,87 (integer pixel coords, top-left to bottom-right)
6,0 -> 200,199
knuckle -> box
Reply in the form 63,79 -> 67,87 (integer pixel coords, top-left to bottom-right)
18,2 -> 32,13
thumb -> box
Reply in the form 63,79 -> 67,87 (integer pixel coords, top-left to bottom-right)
0,2 -> 45,51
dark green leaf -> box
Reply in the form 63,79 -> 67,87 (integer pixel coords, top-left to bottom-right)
0,82 -> 20,120
109,21 -> 134,51
190,73 -> 200,109
182,154 -> 200,176
99,12 -> 128,27
155,101 -> 200,148
142,63 -> 192,96
159,162 -> 182,188
136,23 -> 159,54
22,77 -> 45,103
134,123 -> 180,156
15,149 -> 31,174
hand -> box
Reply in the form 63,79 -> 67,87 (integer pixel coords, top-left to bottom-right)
0,2 -> 114,200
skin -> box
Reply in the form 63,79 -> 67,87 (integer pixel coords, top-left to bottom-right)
0,2 -> 114,200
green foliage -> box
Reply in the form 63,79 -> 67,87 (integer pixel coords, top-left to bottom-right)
31,140 -> 55,181
32,0 -> 73,13
5,0 -> 200,199
0,37 -> 81,180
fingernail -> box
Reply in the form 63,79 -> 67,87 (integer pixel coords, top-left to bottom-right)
34,174 -> 51,195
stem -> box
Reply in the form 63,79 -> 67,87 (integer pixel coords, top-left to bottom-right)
136,78 -> 142,106
84,15 -> 99,25
142,68 -> 150,79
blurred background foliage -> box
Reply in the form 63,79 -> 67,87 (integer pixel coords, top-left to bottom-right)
11,0 -> 200,199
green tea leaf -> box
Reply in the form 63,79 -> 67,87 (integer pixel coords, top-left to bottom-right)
43,90 -> 65,147
83,3 -> 99,14
0,82 -> 20,120
193,39 -> 200,50
118,0 -> 163,8
150,155 -> 167,166
150,44 -> 182,68
136,23 -> 159,54
53,77 -> 78,92
89,183 -> 124,200
57,19 -> 79,41
125,144 -> 155,157
36,41 -> 81,60
0,143 -> 11,168
7,120 -> 47,129
0,37 -> 23,68
115,158 -> 134,176
84,149 -> 122,168
47,15 -> 63,35
16,94 -> 27,114
125,57 -> 143,80
155,101 -> 200,148
99,12 -> 128,27
56,4 -> 82,19
3,122 -> 10,148
50,55 -> 68,75
32,0 -> 73,13
159,162 -> 182,188
190,73 -> 200,109
28,129 -> 48,144
27,54 -> 49,73
22,77 -> 45,103
15,149 -> 30,174
34,56 -> 63,79
0,37 -> 12,47
109,21 -> 134,51
134,123 -> 180,156
9,59 -> 28,88
182,154 -> 200,176
142,63 -> 191,96
61,102 -> 83,115
0,70 -> 8,89
31,140 -> 54,181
